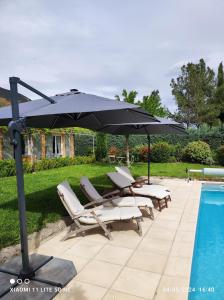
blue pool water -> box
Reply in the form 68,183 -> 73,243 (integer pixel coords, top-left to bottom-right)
189,184 -> 224,300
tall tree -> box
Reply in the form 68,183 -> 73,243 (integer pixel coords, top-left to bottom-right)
115,89 -> 138,103
137,90 -> 169,117
214,62 -> 224,125
217,62 -> 224,87
170,59 -> 216,128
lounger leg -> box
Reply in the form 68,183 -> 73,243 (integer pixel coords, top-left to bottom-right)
92,213 -> 113,240
136,218 -> 142,236
62,222 -> 79,241
149,207 -> 154,220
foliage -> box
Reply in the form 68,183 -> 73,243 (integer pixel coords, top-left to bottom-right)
115,89 -> 138,103
213,62 -> 224,125
108,146 -> 120,156
95,133 -> 108,161
137,90 -> 170,117
151,142 -> 174,163
132,144 -> 149,162
183,141 -> 212,164
170,58 -> 217,128
0,156 -> 95,178
216,145 -> 224,165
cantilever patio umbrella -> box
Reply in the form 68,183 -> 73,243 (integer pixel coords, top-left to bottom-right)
98,118 -> 186,184
0,77 -> 159,299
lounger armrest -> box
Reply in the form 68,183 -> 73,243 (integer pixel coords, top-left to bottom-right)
83,197 -> 114,208
73,206 -> 102,219
103,189 -> 121,198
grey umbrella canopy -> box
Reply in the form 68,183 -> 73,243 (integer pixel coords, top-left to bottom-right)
0,90 -> 158,129
0,77 -> 159,299
98,117 -> 186,183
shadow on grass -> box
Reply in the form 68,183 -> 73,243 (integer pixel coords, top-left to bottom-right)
0,174 -> 114,248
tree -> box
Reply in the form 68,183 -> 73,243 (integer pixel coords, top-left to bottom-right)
217,62 -> 224,87
170,59 -> 216,128
214,62 -> 224,126
115,89 -> 138,103
137,90 -> 170,117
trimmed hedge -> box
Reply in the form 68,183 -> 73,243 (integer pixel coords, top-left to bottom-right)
0,156 -> 95,178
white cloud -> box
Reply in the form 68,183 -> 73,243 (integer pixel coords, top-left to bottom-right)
0,0 -> 224,110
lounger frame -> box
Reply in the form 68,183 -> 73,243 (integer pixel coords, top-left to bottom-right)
57,189 -> 142,241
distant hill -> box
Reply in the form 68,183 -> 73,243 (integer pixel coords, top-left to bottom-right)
0,87 -> 30,107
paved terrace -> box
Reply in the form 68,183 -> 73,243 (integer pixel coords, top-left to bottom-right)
34,179 -> 201,300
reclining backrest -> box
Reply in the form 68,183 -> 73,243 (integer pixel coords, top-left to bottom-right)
80,177 -> 104,203
115,166 -> 135,183
107,172 -> 132,189
57,181 -> 84,218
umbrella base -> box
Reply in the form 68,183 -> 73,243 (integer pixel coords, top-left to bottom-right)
0,253 -> 77,299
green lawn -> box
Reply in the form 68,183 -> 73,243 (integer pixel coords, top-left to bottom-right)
0,162 -> 220,249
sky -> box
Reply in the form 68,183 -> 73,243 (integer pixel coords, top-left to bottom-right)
0,0 -> 224,112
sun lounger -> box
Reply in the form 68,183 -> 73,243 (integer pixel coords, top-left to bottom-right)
80,176 -> 154,219
115,166 -> 169,192
57,181 -> 143,240
107,172 -> 171,211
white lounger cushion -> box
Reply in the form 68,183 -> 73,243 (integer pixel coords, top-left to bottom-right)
79,206 -> 142,224
58,180 -> 142,225
80,176 -> 104,202
81,176 -> 153,208
108,172 -> 170,200
115,166 -> 168,191
112,196 -> 153,208
57,181 -> 84,216
130,186 -> 170,200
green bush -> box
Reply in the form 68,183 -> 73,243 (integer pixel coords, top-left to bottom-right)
216,145 -> 224,165
0,155 -> 95,178
183,141 -> 212,164
95,133 -> 108,161
151,142 -> 174,163
0,160 -> 16,177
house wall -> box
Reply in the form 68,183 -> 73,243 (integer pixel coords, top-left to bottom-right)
0,131 -> 76,161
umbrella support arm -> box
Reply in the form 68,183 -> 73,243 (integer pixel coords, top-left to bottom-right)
0,77 -> 77,299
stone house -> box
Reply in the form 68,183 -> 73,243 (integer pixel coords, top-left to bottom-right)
0,128 -> 75,162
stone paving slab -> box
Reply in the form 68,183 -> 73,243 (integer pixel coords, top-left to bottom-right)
33,179 -> 202,300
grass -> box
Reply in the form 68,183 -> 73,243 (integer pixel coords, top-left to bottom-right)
0,162 -> 221,249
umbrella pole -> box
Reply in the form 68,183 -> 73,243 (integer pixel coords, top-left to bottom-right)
9,77 -> 33,277
126,134 -> 130,167
147,134 -> 151,185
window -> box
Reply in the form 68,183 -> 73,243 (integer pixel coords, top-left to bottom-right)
52,135 -> 61,157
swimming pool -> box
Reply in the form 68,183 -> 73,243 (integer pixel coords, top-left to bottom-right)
189,183 -> 224,300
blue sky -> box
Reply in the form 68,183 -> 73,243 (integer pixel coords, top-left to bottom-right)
0,0 -> 223,111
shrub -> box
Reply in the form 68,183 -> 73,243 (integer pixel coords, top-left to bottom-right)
108,146 -> 119,156
95,133 -> 108,161
151,142 -> 174,163
0,160 -> 16,177
204,156 -> 214,166
168,156 -> 177,163
132,144 -> 149,162
216,145 -> 224,165
0,155 -> 95,178
183,141 -> 212,164
173,143 -> 184,162
139,145 -> 149,162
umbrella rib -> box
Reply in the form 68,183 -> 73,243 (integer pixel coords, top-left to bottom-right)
50,115 -> 60,129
